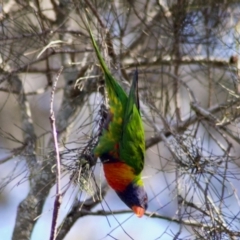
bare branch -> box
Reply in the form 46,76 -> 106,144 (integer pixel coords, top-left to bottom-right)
49,67 -> 63,240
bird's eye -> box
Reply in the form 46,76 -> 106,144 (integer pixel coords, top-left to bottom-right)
144,202 -> 148,210
143,194 -> 148,209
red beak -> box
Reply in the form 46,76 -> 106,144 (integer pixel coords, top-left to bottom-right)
132,206 -> 145,217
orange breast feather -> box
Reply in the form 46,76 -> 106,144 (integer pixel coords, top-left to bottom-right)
103,162 -> 135,192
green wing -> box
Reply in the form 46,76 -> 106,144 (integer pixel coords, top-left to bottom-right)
86,21 -> 145,170
120,70 -> 145,174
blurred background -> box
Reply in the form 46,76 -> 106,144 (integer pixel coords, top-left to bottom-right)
1,0 -> 240,239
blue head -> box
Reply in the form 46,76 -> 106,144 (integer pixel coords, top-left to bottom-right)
116,182 -> 148,217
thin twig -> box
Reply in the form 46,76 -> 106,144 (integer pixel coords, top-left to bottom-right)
49,67 -> 63,240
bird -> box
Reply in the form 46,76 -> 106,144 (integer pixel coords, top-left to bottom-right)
86,23 -> 148,217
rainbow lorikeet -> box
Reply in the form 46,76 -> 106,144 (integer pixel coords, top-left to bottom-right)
87,25 -> 148,217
